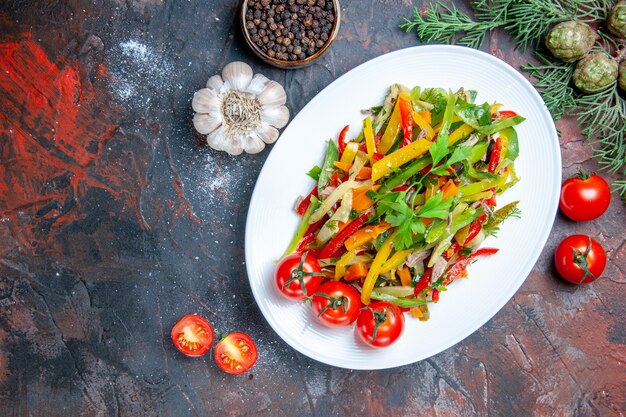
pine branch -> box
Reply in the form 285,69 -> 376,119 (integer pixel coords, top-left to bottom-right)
571,87 -> 626,175
613,180 -> 626,201
400,3 -> 504,49
521,52 -> 576,120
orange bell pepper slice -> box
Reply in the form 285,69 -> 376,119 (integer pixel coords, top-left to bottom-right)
333,161 -> 352,173
344,221 -> 391,251
344,262 -> 369,281
352,185 -> 381,211
441,179 -> 459,200
398,266 -> 412,287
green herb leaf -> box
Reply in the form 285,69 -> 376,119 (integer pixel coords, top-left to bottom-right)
307,165 -> 322,181
429,134 -> 449,166
417,192 -> 454,219
455,100 -> 492,132
446,146 -> 474,166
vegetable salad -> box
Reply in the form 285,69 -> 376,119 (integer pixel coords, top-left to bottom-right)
282,84 -> 523,321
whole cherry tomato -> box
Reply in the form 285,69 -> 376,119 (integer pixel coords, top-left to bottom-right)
356,301 -> 404,348
275,252 -> 324,299
312,281 -> 362,327
559,172 -> 611,221
554,235 -> 606,284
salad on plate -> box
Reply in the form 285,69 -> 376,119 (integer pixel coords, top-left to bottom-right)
275,83 -> 525,347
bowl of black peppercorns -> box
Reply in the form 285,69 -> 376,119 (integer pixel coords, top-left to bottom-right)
241,0 -> 341,68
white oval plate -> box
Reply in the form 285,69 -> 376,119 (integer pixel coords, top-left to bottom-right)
245,45 -> 561,370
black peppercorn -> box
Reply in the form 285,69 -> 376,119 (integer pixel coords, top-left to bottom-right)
245,0 -> 335,61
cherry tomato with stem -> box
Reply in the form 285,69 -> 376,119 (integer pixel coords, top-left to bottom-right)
554,235 -> 606,284
214,332 -> 258,375
356,301 -> 404,348
275,252 -> 324,299
559,171 -> 611,221
171,314 -> 214,357
312,281 -> 362,327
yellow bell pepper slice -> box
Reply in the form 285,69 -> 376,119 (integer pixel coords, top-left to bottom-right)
361,231 -> 396,304
448,124 -> 474,146
490,103 -> 503,114
378,96 -> 405,154
335,248 -> 359,280
412,112 -> 435,140
380,249 -> 412,274
340,142 -> 359,164
371,138 -> 432,182
363,116 -> 376,160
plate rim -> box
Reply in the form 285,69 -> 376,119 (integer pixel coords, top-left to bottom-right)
245,44 -> 561,370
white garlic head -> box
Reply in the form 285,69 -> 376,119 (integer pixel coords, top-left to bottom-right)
192,61 -> 289,155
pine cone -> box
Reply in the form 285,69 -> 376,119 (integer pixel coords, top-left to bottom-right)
572,52 -> 618,93
545,21 -> 597,62
607,1 -> 626,39
619,60 -> 626,92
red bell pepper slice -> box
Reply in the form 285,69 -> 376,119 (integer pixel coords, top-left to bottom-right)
306,249 -> 322,259
295,233 -> 316,253
486,188 -> 497,206
337,125 -> 350,156
392,185 -> 409,192
488,137 -> 502,173
296,186 -> 319,215
497,110 -> 517,118
372,152 -> 384,162
445,247 -> 499,283
444,214 -> 488,261
398,97 -> 413,147
432,288 -> 440,303
464,214 -> 487,244
318,212 -> 370,259
413,268 -> 432,296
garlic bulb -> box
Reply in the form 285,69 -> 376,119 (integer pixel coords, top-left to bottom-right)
192,61 -> 289,155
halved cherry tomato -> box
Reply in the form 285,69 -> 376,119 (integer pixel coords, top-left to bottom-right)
275,252 -> 324,299
312,282 -> 362,327
170,314 -> 214,357
554,235 -> 606,284
214,332 -> 258,375
356,301 -> 404,348
559,172 -> 611,222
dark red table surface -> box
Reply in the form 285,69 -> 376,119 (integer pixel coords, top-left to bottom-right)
0,1 -> 624,416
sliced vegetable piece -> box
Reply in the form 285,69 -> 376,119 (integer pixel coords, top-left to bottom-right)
371,138 -> 432,181
370,291 -> 431,307
319,211 -> 370,259
283,196 -> 320,258
380,249 -> 412,274
318,140 -> 339,194
361,231 -> 396,304
379,98 -> 403,154
364,116 -> 376,160
344,262 -> 369,281
398,95 -> 413,147
344,221 -> 391,251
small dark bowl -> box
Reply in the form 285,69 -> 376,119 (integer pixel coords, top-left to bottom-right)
240,0 -> 341,69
